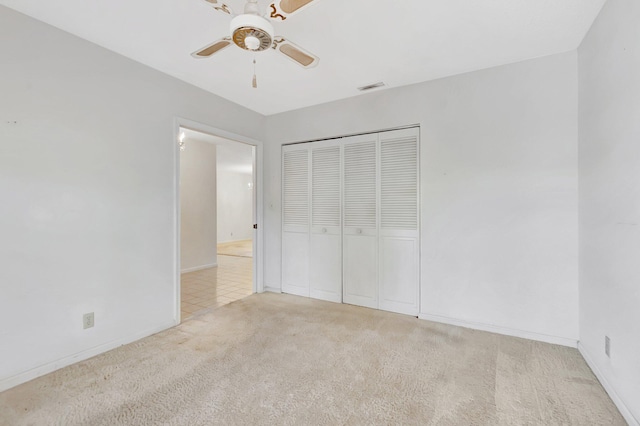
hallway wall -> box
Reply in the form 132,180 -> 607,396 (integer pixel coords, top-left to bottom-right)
217,170 -> 253,243
180,139 -> 218,272
216,139 -> 254,244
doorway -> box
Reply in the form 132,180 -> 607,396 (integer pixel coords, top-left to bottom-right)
176,124 -> 259,322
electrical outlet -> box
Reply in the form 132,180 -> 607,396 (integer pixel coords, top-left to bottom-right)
605,336 -> 611,357
83,312 -> 94,329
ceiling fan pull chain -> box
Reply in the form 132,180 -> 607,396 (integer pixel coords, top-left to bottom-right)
252,57 -> 258,89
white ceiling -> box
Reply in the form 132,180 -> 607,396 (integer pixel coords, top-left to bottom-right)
2,0 -> 605,116
182,128 -> 253,174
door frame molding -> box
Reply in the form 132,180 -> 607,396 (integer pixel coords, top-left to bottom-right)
173,117 -> 265,324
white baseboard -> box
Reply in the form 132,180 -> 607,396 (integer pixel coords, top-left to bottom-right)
0,321 -> 177,393
578,343 -> 639,426
418,313 -> 578,348
181,263 -> 217,274
218,238 -> 252,244
263,286 -> 282,294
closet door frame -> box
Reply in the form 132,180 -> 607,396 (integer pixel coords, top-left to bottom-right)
281,125 -> 421,315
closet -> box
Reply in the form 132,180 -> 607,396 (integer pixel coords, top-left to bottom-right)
282,127 -> 419,315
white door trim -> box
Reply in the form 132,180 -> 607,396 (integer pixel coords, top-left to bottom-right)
173,117 -> 265,324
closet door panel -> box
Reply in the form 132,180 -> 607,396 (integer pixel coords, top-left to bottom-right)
342,135 -> 378,309
282,232 -> 310,297
379,233 -> 418,315
343,230 -> 377,309
310,230 -> 341,302
378,128 -> 419,315
282,146 -> 310,296
309,142 -> 342,302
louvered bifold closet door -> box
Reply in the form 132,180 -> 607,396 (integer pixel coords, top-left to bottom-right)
309,141 -> 342,303
378,128 -> 420,315
342,134 -> 379,309
282,145 -> 311,297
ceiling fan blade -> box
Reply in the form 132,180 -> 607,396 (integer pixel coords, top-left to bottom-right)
267,0 -> 322,21
273,37 -> 319,68
191,38 -> 232,58
201,0 -> 234,16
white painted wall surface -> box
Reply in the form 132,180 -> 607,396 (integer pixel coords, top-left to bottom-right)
0,6 -> 264,390
578,0 -> 640,422
180,139 -> 217,272
217,170 -> 253,243
265,52 -> 579,344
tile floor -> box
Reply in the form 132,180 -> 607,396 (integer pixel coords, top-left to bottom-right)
217,239 -> 253,258
181,253 -> 253,321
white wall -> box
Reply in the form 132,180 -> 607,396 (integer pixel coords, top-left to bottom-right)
265,51 -> 579,345
578,0 -> 640,423
217,170 -> 253,243
0,6 -> 264,391
180,139 -> 217,272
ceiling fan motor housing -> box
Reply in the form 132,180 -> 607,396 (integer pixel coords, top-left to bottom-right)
230,15 -> 274,51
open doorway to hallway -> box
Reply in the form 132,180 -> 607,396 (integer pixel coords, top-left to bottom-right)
178,127 -> 255,321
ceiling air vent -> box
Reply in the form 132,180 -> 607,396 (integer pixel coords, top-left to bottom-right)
358,82 -> 385,92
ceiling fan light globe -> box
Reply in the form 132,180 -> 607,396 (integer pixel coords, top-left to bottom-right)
245,36 -> 260,50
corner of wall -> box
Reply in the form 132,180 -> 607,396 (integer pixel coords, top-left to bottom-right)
578,343 -> 640,426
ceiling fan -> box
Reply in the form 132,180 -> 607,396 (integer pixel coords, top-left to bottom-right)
192,0 -> 321,79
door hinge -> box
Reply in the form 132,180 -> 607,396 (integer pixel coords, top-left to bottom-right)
253,224 -> 258,229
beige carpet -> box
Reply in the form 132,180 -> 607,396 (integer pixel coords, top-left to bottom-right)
217,240 -> 252,258
0,293 -> 624,425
